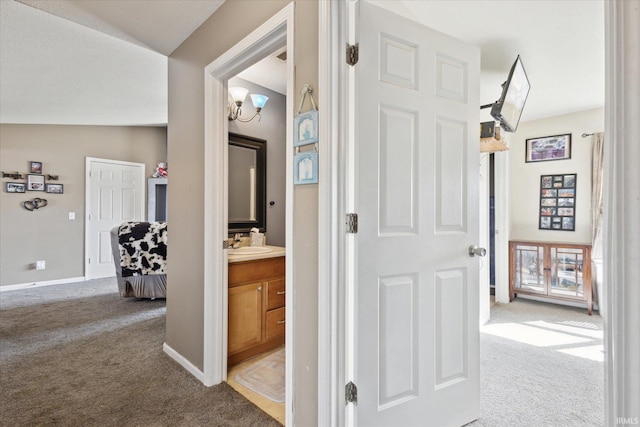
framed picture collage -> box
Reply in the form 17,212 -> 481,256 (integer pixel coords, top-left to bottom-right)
539,173 -> 576,231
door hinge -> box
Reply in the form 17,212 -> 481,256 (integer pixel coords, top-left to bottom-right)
345,381 -> 358,405
346,213 -> 358,234
222,240 -> 230,250
346,43 -> 359,66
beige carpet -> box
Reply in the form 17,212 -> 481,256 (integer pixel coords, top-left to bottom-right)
234,347 -> 285,403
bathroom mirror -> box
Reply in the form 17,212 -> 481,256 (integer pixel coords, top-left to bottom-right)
228,133 -> 266,233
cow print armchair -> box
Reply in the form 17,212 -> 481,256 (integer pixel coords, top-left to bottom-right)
110,221 -> 168,299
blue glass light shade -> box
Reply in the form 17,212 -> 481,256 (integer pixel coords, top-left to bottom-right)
250,94 -> 269,110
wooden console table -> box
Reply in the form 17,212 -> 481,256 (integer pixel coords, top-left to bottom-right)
509,240 -> 593,315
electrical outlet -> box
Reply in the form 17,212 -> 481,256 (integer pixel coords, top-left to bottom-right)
36,260 -> 46,270
68,212 -> 76,220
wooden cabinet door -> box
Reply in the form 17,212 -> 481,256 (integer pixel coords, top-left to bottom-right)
228,282 -> 263,355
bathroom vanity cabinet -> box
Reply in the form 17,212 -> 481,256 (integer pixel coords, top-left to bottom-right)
228,254 -> 285,367
509,240 -> 593,314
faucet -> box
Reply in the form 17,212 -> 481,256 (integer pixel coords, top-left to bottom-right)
232,233 -> 242,249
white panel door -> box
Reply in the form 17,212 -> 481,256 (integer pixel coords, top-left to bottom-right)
352,2 -> 480,425
86,158 -> 145,279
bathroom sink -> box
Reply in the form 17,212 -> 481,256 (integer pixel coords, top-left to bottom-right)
228,246 -> 273,255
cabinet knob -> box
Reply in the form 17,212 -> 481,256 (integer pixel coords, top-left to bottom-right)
277,320 -> 286,324
276,291 -> 286,295
258,286 -> 262,291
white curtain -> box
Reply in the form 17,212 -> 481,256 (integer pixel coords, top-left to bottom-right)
591,132 -> 604,306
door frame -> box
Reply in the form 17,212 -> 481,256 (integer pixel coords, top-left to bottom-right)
318,1 -> 350,425
320,0 -> 638,425
84,157 -> 145,279
604,0 -> 640,422
202,2 -> 295,423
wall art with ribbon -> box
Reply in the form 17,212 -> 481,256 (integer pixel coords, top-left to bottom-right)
294,84 -> 318,147
294,84 -> 319,185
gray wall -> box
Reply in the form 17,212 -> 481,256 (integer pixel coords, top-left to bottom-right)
0,124 -> 167,286
228,77 -> 286,247
166,0 -> 319,424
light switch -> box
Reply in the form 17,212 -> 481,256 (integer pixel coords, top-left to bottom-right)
68,212 -> 76,220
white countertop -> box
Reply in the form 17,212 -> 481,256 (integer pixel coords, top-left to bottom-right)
227,245 -> 286,263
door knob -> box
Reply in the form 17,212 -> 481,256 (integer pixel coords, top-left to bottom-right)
469,245 -> 487,257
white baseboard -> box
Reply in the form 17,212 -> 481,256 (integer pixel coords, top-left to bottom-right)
163,342 -> 205,384
0,276 -> 86,292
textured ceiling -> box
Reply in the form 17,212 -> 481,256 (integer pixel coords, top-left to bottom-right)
0,0 -> 604,126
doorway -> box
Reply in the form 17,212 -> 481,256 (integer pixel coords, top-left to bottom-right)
224,57 -> 288,423
202,4 -> 294,424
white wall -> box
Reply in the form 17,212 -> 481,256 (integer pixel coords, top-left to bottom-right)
509,108 -> 604,244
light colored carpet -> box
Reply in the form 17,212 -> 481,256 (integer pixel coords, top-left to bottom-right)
468,298 -> 604,426
234,347 -> 285,403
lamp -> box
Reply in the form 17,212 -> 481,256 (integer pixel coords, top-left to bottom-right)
228,87 -> 269,122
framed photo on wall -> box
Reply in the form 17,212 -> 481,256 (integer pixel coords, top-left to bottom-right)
6,182 -> 26,193
526,134 -> 571,163
539,173 -> 576,231
46,183 -> 64,194
30,161 -> 43,174
27,174 -> 45,191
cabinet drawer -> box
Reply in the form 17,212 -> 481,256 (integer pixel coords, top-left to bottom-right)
228,256 -> 285,286
265,307 -> 285,340
266,279 -> 286,310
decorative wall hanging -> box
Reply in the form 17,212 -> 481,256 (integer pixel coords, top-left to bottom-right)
526,134 -> 571,162
293,150 -> 318,185
6,182 -> 25,193
3,162 -> 64,195
2,172 -> 24,180
294,84 -> 318,147
539,173 -> 576,231
23,197 -> 48,211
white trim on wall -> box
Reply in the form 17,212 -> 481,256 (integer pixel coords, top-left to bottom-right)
604,0 -> 640,423
0,276 -> 86,292
493,148 -> 510,304
198,3 -> 295,425
479,153 -> 491,324
163,343 -> 205,383
318,0 -> 347,425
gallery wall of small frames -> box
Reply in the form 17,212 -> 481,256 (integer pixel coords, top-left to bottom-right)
539,173 -> 576,231
2,161 -> 64,211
